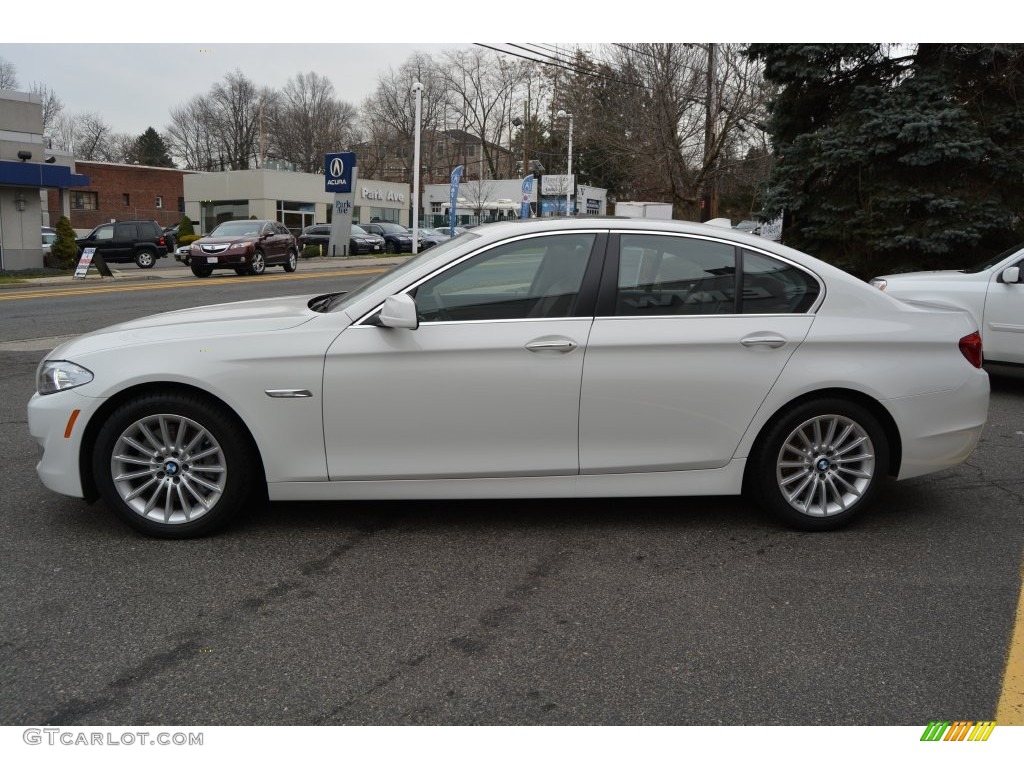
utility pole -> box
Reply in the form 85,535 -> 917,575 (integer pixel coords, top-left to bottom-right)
701,43 -> 716,222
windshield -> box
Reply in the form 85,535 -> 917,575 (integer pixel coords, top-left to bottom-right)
210,221 -> 263,237
376,223 -> 408,234
318,232 -> 480,313
965,242 -> 1024,273
352,225 -> 368,235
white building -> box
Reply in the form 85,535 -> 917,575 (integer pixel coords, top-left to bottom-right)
184,169 -> 410,235
423,178 -> 607,227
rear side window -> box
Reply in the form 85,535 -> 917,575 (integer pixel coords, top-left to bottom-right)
741,250 -> 820,313
114,223 -> 136,240
616,234 -> 736,315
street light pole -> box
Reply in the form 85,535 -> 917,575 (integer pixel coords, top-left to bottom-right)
556,109 -> 573,216
411,82 -> 423,254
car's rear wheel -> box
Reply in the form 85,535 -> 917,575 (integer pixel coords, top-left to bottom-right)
283,249 -> 297,272
92,391 -> 257,538
250,249 -> 266,275
752,398 -> 889,531
135,250 -> 156,269
191,264 -> 212,278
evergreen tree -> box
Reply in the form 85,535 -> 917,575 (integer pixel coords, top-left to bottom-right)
748,44 -> 1024,276
134,127 -> 174,167
50,216 -> 80,270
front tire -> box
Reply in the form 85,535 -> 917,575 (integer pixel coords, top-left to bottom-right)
135,250 -> 156,269
191,264 -> 212,278
752,398 -> 889,531
385,240 -> 397,254
92,391 -> 257,538
250,249 -> 266,275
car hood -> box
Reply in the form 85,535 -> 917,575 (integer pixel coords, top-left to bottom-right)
193,236 -> 258,247
48,295 -> 318,358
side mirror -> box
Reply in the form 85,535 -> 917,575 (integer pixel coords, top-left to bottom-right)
379,294 -> 419,330
1000,266 -> 1020,284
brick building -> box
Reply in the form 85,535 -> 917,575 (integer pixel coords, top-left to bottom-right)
47,161 -> 196,233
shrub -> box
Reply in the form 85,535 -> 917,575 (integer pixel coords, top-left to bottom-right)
301,244 -> 321,259
178,234 -> 201,246
50,216 -> 80,270
177,215 -> 195,238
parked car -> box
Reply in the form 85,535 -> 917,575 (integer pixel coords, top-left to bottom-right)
413,227 -> 450,250
185,220 -> 298,277
74,220 -> 169,269
41,227 -> 57,257
174,244 -> 192,266
361,222 -> 414,253
297,224 -> 330,250
871,244 -> 1024,366
28,218 -> 990,538
350,224 -> 385,255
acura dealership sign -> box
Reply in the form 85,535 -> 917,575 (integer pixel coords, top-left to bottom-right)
324,152 -> 356,192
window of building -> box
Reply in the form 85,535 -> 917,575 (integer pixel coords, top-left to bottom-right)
200,200 -> 249,234
177,197 -> 185,213
367,207 -> 400,224
122,193 -> 130,206
156,195 -> 163,209
71,191 -> 98,211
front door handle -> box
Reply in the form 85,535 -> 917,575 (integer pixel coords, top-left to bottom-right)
740,334 -> 787,349
525,339 -> 578,353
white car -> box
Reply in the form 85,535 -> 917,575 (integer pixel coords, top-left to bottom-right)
871,244 -> 1024,365
28,218 -> 990,538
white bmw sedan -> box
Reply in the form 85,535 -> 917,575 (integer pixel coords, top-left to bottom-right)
28,218 -> 990,537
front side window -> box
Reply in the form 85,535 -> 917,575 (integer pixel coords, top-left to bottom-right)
412,233 -> 597,322
91,224 -> 114,241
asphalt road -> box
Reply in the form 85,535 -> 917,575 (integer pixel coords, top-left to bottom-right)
0,267 -> 1022,726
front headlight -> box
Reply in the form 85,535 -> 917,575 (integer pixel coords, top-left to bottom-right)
869,278 -> 887,291
37,360 -> 94,395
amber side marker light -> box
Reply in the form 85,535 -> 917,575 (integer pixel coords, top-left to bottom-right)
64,409 -> 81,439
959,332 -> 984,369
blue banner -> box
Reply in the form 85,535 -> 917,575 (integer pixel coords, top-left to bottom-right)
449,165 -> 464,237
520,174 -> 534,220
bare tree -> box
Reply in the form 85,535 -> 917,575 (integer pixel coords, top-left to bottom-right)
360,52 -> 451,182
66,112 -> 115,160
206,70 -> 277,170
0,56 -> 18,90
268,71 -> 357,173
166,97 -> 217,170
29,81 -> 64,138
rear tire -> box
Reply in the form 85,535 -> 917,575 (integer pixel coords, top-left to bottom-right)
752,398 -> 889,531
91,391 -> 258,538
135,250 -> 156,269
283,249 -> 297,272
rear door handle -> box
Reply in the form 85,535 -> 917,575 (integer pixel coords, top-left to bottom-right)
740,334 -> 787,349
525,339 -> 578,353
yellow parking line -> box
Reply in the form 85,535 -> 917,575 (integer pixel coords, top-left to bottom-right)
0,268 -> 388,302
996,567 -> 1024,724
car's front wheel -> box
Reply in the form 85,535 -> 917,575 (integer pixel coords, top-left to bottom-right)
250,249 -> 266,275
92,391 -> 257,538
752,398 -> 889,531
385,241 -> 397,254
135,250 -> 156,269
283,249 -> 297,272
191,264 -> 212,278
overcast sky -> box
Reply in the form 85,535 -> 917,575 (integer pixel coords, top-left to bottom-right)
0,3 -> 999,141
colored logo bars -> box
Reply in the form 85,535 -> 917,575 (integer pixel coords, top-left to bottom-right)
920,721 -> 996,742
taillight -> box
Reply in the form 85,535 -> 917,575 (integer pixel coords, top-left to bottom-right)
958,331 -> 983,368
158,236 -> 166,246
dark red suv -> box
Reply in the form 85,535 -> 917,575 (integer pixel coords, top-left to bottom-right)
187,220 -> 298,277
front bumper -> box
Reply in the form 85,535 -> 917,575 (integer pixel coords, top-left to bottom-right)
28,389 -> 104,499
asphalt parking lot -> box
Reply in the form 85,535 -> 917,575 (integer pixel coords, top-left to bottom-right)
1,352 -> 1021,727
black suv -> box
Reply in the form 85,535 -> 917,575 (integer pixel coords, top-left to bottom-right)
76,220 -> 169,269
